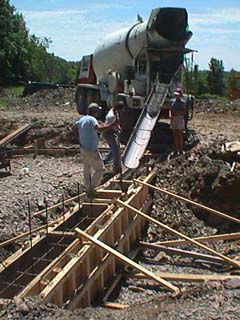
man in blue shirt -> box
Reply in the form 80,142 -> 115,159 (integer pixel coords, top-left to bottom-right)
76,103 -> 111,195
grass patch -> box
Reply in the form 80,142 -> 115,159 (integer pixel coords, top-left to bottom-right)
0,86 -> 24,108
9,86 -> 24,96
0,97 -> 15,108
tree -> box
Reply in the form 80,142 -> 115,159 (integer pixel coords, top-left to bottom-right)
0,0 -> 29,84
207,58 -> 225,96
0,0 -> 79,85
196,71 -> 209,96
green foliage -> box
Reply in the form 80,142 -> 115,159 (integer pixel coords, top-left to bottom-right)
196,71 -> 209,95
0,0 -> 80,85
207,58 -> 225,96
0,86 -> 24,108
0,0 -> 29,84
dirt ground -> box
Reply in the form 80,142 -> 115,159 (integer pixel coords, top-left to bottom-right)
0,88 -> 240,319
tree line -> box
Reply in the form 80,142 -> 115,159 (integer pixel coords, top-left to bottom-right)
0,0 -> 80,85
185,57 -> 239,98
0,0 -> 238,97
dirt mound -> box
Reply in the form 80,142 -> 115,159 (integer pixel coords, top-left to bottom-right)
11,87 -> 76,111
150,141 -> 240,238
195,97 -> 240,114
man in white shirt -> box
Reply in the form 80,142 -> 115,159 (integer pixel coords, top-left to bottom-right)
103,101 -> 125,174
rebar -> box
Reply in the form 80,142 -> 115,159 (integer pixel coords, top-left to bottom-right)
27,198 -> 32,249
44,198 -> 48,235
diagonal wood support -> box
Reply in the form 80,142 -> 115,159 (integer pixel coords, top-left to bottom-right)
139,242 -> 226,264
116,200 -> 240,268
133,179 -> 240,225
128,272 -> 240,282
75,228 -> 180,296
156,232 -> 240,247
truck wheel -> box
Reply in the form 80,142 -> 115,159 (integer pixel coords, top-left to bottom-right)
75,87 -> 88,114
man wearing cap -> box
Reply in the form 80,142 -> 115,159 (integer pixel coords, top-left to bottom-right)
76,103 -> 111,195
103,101 -> 125,174
169,88 -> 186,155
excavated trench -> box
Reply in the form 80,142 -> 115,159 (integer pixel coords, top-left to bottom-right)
0,165 -> 156,309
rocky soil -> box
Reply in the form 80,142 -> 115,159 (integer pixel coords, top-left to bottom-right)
0,88 -> 240,319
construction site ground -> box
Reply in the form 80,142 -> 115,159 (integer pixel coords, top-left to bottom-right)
0,88 -> 240,319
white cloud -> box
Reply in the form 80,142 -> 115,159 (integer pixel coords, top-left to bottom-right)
22,8 -> 134,60
190,7 -> 240,28
86,2 -> 130,10
21,5 -> 240,70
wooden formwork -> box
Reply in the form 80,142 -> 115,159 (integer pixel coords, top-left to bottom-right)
0,169 -> 155,309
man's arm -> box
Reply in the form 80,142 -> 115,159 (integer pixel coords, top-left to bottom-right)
95,122 -> 113,132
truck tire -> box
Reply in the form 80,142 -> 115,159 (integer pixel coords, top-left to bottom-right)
75,87 -> 88,114
75,86 -> 103,115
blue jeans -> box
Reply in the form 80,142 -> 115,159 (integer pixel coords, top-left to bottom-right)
103,132 -> 121,173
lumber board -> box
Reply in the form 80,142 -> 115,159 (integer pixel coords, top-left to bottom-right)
139,242 -> 226,264
134,179 -> 240,225
95,190 -> 123,199
224,141 -> 240,153
102,302 -> 128,309
48,231 -> 76,237
0,123 -> 32,146
116,200 -> 240,268
157,232 -> 240,247
130,272 -> 240,282
75,228 -> 180,295
0,298 -> 12,306
10,146 -> 123,156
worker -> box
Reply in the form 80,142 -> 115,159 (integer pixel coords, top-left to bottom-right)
169,88 -> 187,155
76,103 -> 111,196
103,101 -> 125,174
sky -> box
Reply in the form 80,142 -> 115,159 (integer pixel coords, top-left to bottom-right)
9,0 -> 240,71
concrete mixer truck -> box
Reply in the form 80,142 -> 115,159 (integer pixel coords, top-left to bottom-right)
75,7 -> 195,147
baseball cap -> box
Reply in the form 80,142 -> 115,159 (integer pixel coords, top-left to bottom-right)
88,102 -> 102,113
174,88 -> 182,96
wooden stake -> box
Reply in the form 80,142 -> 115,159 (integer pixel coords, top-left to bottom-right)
116,200 -> 240,268
134,179 -> 240,225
